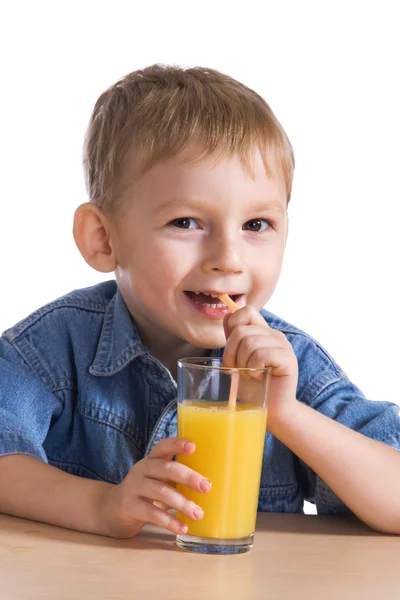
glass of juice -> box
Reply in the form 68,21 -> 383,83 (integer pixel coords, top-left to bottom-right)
175,357 -> 270,555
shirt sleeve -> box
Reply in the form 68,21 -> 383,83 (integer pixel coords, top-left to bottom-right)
297,371 -> 400,515
0,336 -> 63,462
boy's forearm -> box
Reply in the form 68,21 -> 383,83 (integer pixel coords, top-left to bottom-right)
268,401 -> 400,534
0,454 -> 113,536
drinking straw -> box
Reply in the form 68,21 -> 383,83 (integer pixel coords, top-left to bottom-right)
218,294 -> 240,411
218,293 -> 239,313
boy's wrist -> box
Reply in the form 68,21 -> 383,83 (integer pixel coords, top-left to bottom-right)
94,481 -> 145,539
91,481 -> 123,537
267,398 -> 303,438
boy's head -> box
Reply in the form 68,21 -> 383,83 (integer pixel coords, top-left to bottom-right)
74,64 -> 294,357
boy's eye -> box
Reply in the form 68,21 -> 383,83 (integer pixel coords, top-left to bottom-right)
243,219 -> 271,232
170,218 -> 199,230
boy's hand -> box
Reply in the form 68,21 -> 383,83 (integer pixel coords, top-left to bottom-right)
99,438 -> 209,538
223,305 -> 299,426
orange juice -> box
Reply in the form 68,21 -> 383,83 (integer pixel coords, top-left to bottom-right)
176,401 -> 267,539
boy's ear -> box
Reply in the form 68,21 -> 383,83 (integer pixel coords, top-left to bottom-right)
73,203 -> 117,273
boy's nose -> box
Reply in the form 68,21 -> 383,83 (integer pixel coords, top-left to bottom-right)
201,235 -> 245,275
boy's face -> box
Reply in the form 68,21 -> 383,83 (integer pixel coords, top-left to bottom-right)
110,149 -> 288,352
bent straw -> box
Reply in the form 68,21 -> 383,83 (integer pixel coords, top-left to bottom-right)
218,294 -> 240,411
218,293 -> 239,313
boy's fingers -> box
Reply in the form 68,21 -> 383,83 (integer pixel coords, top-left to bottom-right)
153,500 -> 169,510
236,334 -> 282,370
223,326 -> 270,368
247,347 -> 296,377
143,458 -> 211,494
141,479 -> 204,521
224,305 -> 268,338
223,313 -> 231,340
148,438 -> 195,460
135,499 -> 189,535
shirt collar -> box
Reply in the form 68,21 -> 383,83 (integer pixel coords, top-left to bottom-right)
89,288 -> 148,376
89,287 -> 225,377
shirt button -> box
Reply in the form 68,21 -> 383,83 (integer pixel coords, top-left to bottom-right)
152,367 -> 162,378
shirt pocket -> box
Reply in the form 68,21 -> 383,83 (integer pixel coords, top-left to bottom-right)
76,399 -> 145,483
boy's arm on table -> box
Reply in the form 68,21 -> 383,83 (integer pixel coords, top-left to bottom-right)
0,342 -> 110,535
0,442 -> 208,538
0,455 -> 113,534
269,400 -> 400,534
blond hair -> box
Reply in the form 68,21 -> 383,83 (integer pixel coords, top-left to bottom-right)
83,64 -> 295,211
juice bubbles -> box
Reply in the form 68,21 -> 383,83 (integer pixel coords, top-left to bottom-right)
176,401 -> 267,540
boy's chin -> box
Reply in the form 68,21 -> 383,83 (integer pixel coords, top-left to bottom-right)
186,332 -> 226,350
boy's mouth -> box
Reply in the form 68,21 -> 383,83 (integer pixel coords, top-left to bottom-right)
183,291 -> 243,319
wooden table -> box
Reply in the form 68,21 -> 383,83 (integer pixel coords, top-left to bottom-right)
0,513 -> 399,599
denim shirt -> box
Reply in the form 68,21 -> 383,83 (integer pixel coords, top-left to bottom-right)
1,280 -> 399,515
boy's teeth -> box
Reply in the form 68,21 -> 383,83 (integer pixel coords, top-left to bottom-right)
192,291 -> 221,298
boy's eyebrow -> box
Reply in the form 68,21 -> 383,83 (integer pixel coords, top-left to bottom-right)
155,197 -> 286,214
154,197 -> 207,213
247,200 -> 286,214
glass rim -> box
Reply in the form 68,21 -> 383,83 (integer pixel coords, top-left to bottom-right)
177,357 -> 271,373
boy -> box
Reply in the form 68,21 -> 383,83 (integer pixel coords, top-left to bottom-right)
0,64 -> 399,538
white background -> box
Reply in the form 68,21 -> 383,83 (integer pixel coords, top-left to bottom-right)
1,0 -> 399,408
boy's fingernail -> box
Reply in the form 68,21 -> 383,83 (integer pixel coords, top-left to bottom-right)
193,507 -> 204,519
200,479 -> 211,492
184,441 -> 195,452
